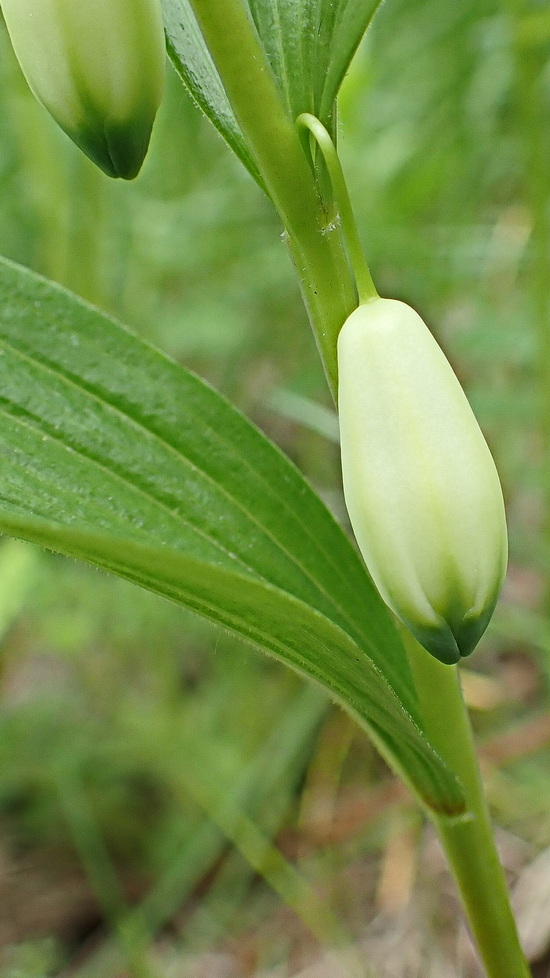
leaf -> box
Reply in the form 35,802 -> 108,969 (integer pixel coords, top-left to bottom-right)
0,256 -> 464,816
161,0 -> 263,186
245,0 -> 383,126
317,0 -> 385,122
215,0 -> 383,129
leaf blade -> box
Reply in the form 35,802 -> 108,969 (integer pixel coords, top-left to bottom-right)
245,0 -> 383,128
0,255 -> 409,703
320,0 -> 384,121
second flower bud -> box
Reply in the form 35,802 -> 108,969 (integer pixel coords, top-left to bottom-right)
1,0 -> 166,179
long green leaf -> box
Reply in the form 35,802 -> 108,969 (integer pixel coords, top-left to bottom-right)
0,257 -> 464,815
318,0 -> 384,122
245,0 -> 382,126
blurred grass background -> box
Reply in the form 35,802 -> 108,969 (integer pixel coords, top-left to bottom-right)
1,0 -> 550,975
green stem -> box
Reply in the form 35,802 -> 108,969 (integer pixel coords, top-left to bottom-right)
296,114 -> 378,305
406,637 -> 531,978
187,0 -> 357,400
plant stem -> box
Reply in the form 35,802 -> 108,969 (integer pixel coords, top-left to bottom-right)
187,0 -> 357,400
406,636 -> 531,978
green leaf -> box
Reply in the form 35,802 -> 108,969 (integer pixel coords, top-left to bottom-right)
317,0 -> 384,122
161,0 -> 263,187
245,0 -> 383,127
0,256 -> 464,816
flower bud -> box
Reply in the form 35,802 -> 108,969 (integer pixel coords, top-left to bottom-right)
1,0 -> 166,179
338,298 -> 507,664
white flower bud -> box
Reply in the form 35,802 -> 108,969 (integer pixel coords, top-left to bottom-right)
1,0 -> 166,179
338,298 -> 508,664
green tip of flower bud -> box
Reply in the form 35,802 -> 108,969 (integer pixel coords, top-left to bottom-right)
67,115 -> 157,181
2,0 -> 166,180
337,298 -> 508,665
408,602 -> 498,666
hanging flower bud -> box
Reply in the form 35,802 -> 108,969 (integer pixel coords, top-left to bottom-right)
338,298 -> 508,664
1,0 -> 166,179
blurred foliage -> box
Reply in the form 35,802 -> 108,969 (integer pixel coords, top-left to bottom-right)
1,0 -> 550,974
